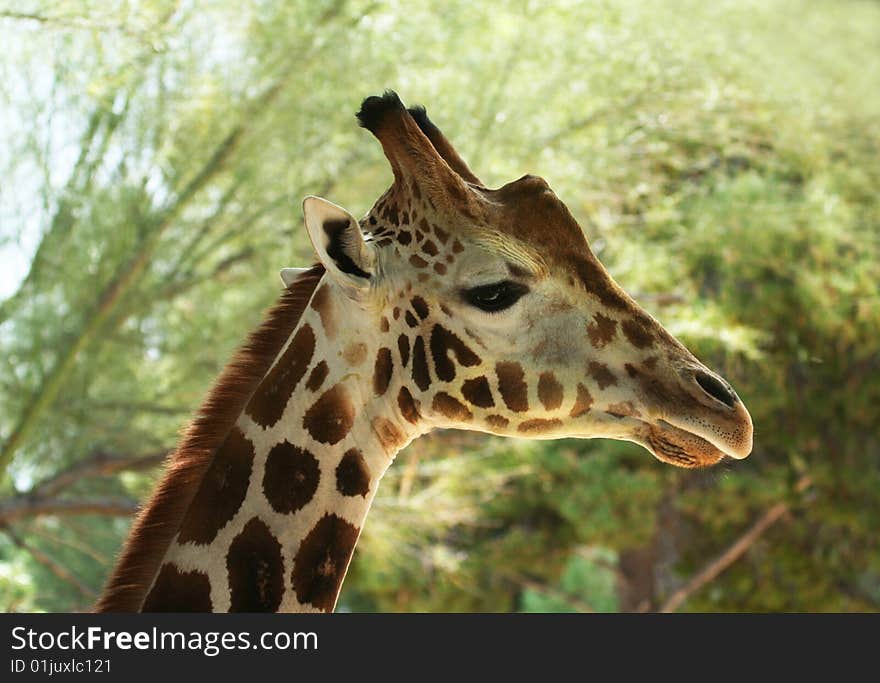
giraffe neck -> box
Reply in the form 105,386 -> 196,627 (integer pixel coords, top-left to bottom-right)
142,275 -> 424,612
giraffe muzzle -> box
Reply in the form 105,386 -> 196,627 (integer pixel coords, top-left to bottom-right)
654,366 -> 754,463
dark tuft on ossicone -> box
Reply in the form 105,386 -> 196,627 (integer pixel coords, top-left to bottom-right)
407,105 -> 437,136
356,90 -> 406,133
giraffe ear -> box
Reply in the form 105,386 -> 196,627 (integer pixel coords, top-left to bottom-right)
302,196 -> 375,292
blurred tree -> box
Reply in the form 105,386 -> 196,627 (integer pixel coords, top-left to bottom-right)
0,0 -> 878,612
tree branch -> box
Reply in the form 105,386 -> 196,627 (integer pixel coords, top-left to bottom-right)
29,451 -> 167,499
1,524 -> 97,600
0,450 -> 165,524
659,476 -> 812,613
0,498 -> 139,525
26,522 -> 110,566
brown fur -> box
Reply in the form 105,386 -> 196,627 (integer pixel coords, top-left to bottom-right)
95,265 -> 325,612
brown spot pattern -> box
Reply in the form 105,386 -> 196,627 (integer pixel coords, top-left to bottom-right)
383,204 -> 399,226
227,517 -> 284,612
496,361 -> 529,412
570,383 -> 594,417
572,256 -> 627,311
621,318 -> 655,349
305,360 -> 329,392
292,514 -> 360,612
518,418 -> 562,434
587,312 -> 617,348
461,376 -> 495,408
336,449 -> 371,497
409,254 -> 428,268
178,426 -> 254,545
397,386 -> 421,424
397,334 -> 410,367
537,372 -> 564,410
430,325 -> 481,382
246,324 -> 315,428
588,361 -> 618,389
372,416 -> 405,450
303,384 -> 355,444
412,336 -> 431,391
411,296 -> 429,319
343,341 -> 368,366
405,311 -> 419,328
486,414 -> 510,430
373,347 -> 393,396
606,401 -> 640,419
142,564 -> 212,612
262,441 -> 320,514
432,392 -> 473,421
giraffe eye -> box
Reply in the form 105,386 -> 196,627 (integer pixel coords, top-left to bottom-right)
462,281 -> 529,313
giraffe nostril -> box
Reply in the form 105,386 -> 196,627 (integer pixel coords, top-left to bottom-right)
694,370 -> 737,409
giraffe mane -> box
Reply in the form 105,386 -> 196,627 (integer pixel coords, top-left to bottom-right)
95,264 -> 326,612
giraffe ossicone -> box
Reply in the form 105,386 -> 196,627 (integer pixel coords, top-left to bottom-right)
98,91 -> 753,613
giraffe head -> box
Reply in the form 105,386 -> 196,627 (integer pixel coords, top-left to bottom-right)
295,92 -> 752,468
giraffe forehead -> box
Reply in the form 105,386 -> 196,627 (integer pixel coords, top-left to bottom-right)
364,176 -> 582,276
477,179 -> 591,263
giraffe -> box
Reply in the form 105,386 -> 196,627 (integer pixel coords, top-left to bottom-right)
97,91 -> 752,613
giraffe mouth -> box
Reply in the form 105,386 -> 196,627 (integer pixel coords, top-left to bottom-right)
600,416 -> 732,469
637,419 -> 728,469
575,415 -> 736,469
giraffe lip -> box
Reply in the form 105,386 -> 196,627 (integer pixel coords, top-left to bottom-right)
641,419 -> 729,468
658,406 -> 753,460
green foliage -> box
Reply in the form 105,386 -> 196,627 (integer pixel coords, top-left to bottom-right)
520,550 -> 619,613
1,0 -> 878,612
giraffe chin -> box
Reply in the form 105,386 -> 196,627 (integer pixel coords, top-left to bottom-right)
635,420 -> 729,469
